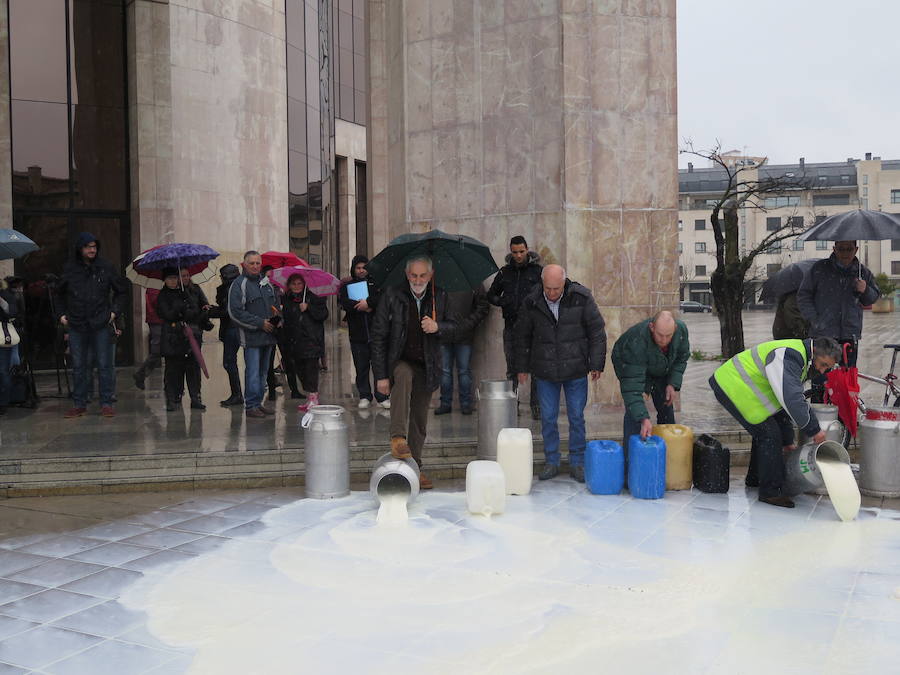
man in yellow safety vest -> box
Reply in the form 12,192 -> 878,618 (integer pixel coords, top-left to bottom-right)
709,337 -> 841,508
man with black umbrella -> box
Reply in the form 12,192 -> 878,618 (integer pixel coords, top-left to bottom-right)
797,240 -> 879,369
371,256 -> 457,490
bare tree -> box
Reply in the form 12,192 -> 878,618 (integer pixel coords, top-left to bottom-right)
680,142 -> 811,358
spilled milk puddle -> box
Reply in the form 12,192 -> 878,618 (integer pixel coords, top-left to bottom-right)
119,490 -> 900,674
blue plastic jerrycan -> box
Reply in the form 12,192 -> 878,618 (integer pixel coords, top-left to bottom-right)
627,435 -> 666,499
585,440 -> 625,495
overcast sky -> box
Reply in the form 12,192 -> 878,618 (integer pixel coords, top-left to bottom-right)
677,0 -> 900,168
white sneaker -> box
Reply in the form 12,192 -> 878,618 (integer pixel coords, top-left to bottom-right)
358,398 -> 371,409
379,399 -> 391,410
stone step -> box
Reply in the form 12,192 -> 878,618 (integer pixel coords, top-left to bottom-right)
0,428 -> 754,497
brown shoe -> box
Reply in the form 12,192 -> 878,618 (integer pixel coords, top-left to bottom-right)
760,496 -> 795,509
418,473 -> 433,490
64,407 -> 87,419
246,408 -> 267,419
258,405 -> 275,415
390,436 -> 412,460
101,406 -> 116,418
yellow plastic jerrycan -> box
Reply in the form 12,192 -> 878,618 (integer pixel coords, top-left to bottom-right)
652,424 -> 694,490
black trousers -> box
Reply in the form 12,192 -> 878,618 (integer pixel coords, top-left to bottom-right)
503,322 -> 538,409
165,353 -> 201,403
294,357 -> 320,393
710,376 -> 794,499
349,341 -> 387,402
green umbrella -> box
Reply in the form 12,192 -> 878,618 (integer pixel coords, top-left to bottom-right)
366,230 -> 499,294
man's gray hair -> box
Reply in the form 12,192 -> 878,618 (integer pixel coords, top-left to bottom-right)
541,265 -> 566,280
405,255 -> 433,272
812,337 -> 842,362
243,250 -> 261,261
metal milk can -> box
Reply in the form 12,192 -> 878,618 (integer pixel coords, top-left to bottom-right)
859,407 -> 900,498
300,405 -> 350,499
783,439 -> 851,497
476,380 -> 517,460
799,404 -> 845,445
369,453 -> 420,504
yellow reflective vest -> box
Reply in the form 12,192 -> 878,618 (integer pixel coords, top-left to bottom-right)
713,339 -> 810,424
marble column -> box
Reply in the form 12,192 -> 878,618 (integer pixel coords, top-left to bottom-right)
0,0 -> 12,281
367,0 -> 679,405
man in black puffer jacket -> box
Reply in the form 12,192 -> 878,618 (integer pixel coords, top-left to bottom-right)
371,256 -> 456,490
487,235 -> 543,418
514,265 -> 606,482
55,232 -> 128,418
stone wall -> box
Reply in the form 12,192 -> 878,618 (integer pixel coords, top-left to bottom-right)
366,0 -> 679,405
0,0 -> 12,281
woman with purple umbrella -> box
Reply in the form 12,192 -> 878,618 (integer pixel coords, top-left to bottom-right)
156,267 -> 210,411
280,273 -> 328,411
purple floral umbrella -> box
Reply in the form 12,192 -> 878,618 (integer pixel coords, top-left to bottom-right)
133,243 -> 220,272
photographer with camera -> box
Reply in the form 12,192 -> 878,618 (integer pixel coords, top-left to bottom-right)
227,251 -> 278,419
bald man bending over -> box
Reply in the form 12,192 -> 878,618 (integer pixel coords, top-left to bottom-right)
611,310 -> 691,445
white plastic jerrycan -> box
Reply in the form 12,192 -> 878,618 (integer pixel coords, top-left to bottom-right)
466,460 -> 506,516
496,428 -> 534,495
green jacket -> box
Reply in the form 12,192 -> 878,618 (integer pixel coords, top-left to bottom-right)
611,319 -> 690,421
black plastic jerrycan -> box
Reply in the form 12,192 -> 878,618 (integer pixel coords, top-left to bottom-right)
692,433 -> 730,493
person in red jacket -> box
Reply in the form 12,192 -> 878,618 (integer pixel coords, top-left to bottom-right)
133,288 -> 163,390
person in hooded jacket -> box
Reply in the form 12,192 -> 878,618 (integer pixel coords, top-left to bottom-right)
280,273 -> 328,412
55,232 -> 128,418
156,267 -> 210,411
0,280 -> 19,415
208,263 -> 244,406
339,254 -> 389,409
487,235 -> 543,419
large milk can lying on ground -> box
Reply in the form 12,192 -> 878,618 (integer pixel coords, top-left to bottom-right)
783,439 -> 851,496
859,407 -> 900,498
369,453 -> 420,504
300,405 -> 350,499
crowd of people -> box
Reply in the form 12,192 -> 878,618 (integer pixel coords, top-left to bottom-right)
0,232 -> 879,507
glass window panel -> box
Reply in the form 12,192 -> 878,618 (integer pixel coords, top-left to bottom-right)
353,0 -> 365,16
289,151 -> 308,195
287,45 -> 305,101
354,89 -> 366,125
305,3 -> 318,58
306,54 -> 319,110
9,0 -> 68,103
288,97 -> 307,153
339,48 -> 353,87
11,100 -> 70,182
71,105 -> 127,210
286,0 -> 304,48
339,84 -> 354,121
354,53 -> 366,90
339,0 -> 353,14
308,156 -> 322,184
69,0 -> 125,108
353,17 -> 365,54
307,106 -> 320,160
339,11 -> 353,49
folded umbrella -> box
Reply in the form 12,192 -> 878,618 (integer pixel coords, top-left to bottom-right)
0,229 -> 39,261
261,251 -> 308,269
183,324 -> 210,378
825,344 -> 860,438
269,265 -> 341,296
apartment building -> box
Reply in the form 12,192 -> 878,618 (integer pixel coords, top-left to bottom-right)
678,153 -> 900,304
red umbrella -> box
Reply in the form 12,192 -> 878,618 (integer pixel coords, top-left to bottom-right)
261,251 -> 308,269
825,344 -> 860,437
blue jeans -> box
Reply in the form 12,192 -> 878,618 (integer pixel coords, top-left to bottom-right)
69,328 -> 114,407
440,343 -> 473,408
536,376 -> 588,467
0,347 -> 11,407
622,375 -> 675,448
244,345 -> 273,410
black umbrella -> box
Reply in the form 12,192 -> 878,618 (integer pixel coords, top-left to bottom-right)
366,230 -> 499,294
759,258 -> 821,303
797,210 -> 900,242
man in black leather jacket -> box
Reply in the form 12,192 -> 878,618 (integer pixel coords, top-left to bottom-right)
55,232 -> 128,418
487,235 -> 543,418
371,256 -> 456,489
